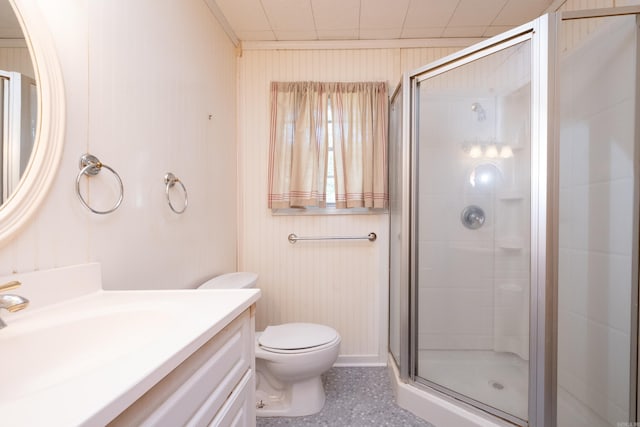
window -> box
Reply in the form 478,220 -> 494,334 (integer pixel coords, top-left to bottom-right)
326,103 -> 335,206
268,81 -> 388,214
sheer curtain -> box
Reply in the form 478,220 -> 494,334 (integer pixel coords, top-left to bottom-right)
268,82 -> 329,208
330,82 -> 388,209
268,81 -> 388,210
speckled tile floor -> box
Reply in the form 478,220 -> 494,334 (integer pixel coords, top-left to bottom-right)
255,367 -> 434,427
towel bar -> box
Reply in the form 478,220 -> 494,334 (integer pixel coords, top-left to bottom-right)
287,232 -> 377,244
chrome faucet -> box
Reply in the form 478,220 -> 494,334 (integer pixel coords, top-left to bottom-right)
0,280 -> 29,329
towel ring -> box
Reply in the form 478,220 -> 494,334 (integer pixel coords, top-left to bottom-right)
164,172 -> 188,214
75,154 -> 124,215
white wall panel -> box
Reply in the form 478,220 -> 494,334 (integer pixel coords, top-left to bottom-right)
0,0 -> 238,291
86,0 -> 238,290
238,46 -> 465,364
0,47 -> 34,77
400,47 -> 460,75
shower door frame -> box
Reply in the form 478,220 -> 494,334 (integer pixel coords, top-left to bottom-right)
389,74 -> 412,378
401,15 -> 555,427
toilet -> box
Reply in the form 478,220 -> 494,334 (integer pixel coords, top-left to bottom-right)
199,272 -> 341,417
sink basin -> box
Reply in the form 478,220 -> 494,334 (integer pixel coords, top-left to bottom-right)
0,299 -> 174,401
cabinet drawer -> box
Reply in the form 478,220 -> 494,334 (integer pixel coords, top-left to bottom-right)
109,309 -> 252,427
208,369 -> 254,427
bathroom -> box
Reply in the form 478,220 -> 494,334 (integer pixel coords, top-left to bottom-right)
0,0 -> 639,426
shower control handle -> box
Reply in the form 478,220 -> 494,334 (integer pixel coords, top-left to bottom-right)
461,205 -> 485,230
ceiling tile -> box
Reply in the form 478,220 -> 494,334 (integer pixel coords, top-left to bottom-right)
404,0 -> 459,29
401,27 -> 445,38
274,30 -> 318,41
235,30 -> 278,41
448,0 -> 507,27
441,25 -> 487,37
317,29 -> 360,40
312,0 -> 360,30
360,28 -> 403,39
216,0 -> 272,31
212,0 -> 558,42
483,25 -> 514,37
492,0 -> 550,25
360,0 -> 410,29
262,0 -> 315,31
0,2 -> 23,38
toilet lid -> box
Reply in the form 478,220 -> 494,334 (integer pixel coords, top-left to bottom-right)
258,323 -> 338,351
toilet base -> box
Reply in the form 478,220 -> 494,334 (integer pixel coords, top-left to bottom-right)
255,374 -> 326,417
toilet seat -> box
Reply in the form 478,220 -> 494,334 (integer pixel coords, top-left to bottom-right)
258,323 -> 339,353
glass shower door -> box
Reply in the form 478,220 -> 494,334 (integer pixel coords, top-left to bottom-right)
413,37 -> 532,424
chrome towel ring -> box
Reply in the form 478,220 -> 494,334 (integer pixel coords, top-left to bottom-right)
164,172 -> 188,214
75,154 -> 124,215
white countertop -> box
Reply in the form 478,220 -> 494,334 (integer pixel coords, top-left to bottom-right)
0,264 -> 260,426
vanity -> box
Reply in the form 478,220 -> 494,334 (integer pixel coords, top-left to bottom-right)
0,263 -> 261,426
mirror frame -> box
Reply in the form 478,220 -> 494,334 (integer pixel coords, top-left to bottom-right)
0,0 -> 65,244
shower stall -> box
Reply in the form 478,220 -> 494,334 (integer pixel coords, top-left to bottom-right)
389,8 -> 640,427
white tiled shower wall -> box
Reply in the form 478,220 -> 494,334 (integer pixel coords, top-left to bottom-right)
557,13 -> 636,426
416,45 -> 531,358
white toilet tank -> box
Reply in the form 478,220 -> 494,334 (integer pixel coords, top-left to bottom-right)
199,272 -> 258,289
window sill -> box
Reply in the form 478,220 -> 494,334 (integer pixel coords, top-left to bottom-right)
271,207 -> 388,216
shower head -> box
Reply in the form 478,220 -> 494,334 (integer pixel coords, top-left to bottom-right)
471,102 -> 486,121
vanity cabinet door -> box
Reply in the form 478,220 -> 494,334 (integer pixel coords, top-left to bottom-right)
109,308 -> 254,427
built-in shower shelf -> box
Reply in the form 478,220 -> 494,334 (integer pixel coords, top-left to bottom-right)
497,192 -> 525,201
496,238 -> 525,250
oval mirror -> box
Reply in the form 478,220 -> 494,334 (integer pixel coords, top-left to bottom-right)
0,0 -> 37,201
0,0 -> 64,244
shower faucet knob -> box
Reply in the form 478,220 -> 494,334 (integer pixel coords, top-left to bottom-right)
461,205 -> 485,230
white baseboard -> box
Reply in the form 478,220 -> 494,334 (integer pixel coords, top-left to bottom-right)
334,354 -> 387,367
